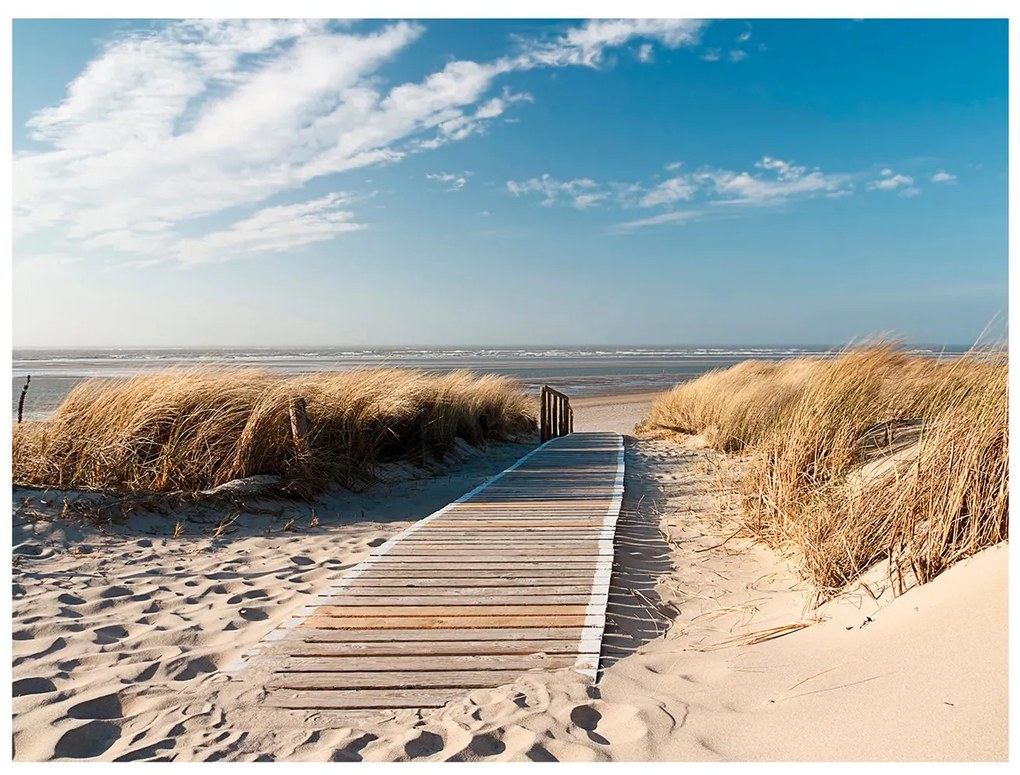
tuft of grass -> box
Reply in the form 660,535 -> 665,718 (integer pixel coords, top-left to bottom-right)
12,368 -> 536,497
641,344 -> 1007,595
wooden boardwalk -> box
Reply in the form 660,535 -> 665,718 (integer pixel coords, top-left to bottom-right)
245,431 -> 624,712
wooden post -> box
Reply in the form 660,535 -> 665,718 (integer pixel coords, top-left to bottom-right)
540,387 -> 548,442
551,395 -> 558,442
289,397 -> 309,457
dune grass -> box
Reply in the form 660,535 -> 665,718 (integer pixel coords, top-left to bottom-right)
12,368 -> 536,497
641,344 -> 1007,595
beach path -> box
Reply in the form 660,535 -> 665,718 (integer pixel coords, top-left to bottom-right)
249,431 -> 624,712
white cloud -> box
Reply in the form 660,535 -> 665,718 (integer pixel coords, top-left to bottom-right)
931,170 -> 957,184
729,50 -> 749,62
637,43 -> 654,63
868,170 -> 915,191
523,19 -> 705,68
615,209 -> 704,230
700,48 -> 722,62
511,156 -> 862,228
427,171 -> 471,191
639,177 -> 697,207
507,175 -> 607,209
16,18 -> 704,267
697,157 -> 851,205
176,193 -> 365,265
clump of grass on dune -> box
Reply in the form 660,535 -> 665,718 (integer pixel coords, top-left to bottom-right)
12,368 -> 535,497
641,343 -> 1008,595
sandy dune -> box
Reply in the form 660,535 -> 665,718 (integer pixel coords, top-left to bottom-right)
10,402 -> 1007,761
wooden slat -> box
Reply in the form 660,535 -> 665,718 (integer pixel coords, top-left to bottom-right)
280,654 -> 578,672
312,604 -> 588,617
300,615 -> 591,630
268,670 -> 546,690
266,689 -> 470,710
295,626 -> 590,642
272,640 -> 590,657
316,593 -> 595,604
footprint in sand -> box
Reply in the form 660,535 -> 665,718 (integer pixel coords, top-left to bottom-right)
404,730 -> 444,759
93,625 -> 129,645
330,733 -> 378,762
100,586 -> 132,599
569,702 -> 647,746
54,720 -> 121,759
13,676 -> 57,696
171,656 -> 217,681
68,693 -> 123,720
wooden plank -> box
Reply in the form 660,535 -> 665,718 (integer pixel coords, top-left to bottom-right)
320,586 -> 597,597
296,627 -> 589,642
271,640 -> 590,657
323,578 -> 599,589
299,614 -> 592,630
352,569 -> 601,579
266,688 -> 468,710
316,595 -> 594,606
268,669 -> 547,690
312,604 -> 588,617
280,654 -> 578,672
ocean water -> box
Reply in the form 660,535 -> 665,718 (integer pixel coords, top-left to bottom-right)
11,345 -> 967,422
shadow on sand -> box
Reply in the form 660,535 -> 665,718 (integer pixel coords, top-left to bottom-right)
599,437 -> 678,674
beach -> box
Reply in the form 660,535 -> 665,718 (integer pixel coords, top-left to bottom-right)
11,387 -> 1007,761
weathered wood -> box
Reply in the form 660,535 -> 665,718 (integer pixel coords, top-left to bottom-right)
319,585 -> 597,596
315,595 -> 595,606
252,432 -> 622,712
275,640 -> 592,657
296,626 -> 590,642
299,614 -> 592,630
268,669 -> 555,690
265,689 -> 471,710
288,396 -> 309,455
312,604 -> 588,618
280,654 -> 579,672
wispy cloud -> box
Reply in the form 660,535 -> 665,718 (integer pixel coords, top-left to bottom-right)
510,155 -> 946,229
868,168 -> 921,197
176,193 -> 365,266
700,48 -> 721,62
426,171 -> 471,191
15,18 -> 706,267
729,49 -> 749,62
614,209 -> 705,230
931,170 -> 957,184
523,19 -> 705,68
506,175 -> 607,209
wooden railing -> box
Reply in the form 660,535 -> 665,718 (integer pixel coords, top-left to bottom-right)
540,385 -> 574,442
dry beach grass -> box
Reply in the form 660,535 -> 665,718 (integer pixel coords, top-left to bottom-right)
12,368 -> 535,497
640,344 -> 1008,595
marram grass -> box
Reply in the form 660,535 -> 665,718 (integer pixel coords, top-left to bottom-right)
641,344 -> 1007,594
12,368 -> 536,497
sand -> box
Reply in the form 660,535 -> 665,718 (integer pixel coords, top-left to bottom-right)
10,394 -> 1008,761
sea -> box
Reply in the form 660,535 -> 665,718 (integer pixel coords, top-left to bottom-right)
11,345 -> 969,422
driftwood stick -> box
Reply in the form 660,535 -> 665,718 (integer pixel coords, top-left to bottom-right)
17,375 -> 31,424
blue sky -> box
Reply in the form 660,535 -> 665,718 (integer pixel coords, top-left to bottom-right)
11,18 -> 1008,346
